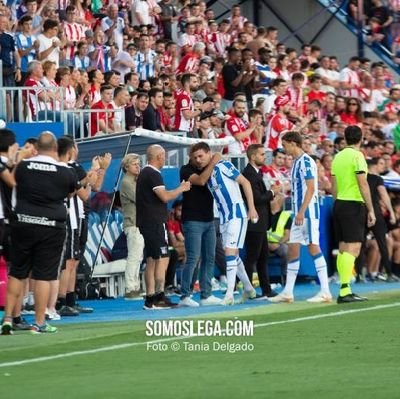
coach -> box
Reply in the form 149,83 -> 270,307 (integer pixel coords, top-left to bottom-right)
1,132 -> 80,335
242,144 -> 280,299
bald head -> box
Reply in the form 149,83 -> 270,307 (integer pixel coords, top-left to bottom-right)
147,144 -> 165,162
37,131 -> 58,153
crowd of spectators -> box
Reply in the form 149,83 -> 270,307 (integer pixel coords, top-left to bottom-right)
1,0 -> 400,312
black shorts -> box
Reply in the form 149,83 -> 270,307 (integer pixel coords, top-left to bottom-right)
79,217 -> 88,257
139,223 -> 169,259
333,200 -> 367,243
65,221 -> 81,261
9,222 -> 66,281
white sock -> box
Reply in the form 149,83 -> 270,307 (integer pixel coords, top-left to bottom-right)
284,258 -> 300,296
236,256 -> 254,292
313,253 -> 330,294
225,256 -> 237,297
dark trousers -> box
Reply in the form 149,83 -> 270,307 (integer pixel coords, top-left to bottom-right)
243,231 -> 272,296
372,217 -> 392,275
355,217 -> 392,275
165,249 -> 178,287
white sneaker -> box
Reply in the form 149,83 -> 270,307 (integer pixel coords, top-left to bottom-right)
200,295 -> 223,306
179,296 -> 200,307
221,295 -> 235,306
211,278 -> 220,291
50,311 -> 61,320
268,292 -> 294,303
306,292 -> 333,303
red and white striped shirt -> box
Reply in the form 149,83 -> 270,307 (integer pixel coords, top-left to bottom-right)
225,116 -> 255,154
174,89 -> 194,132
25,78 -> 49,119
176,53 -> 200,75
265,113 -> 294,151
178,33 -> 196,50
339,67 -> 361,98
63,21 -> 85,61
287,86 -> 304,116
209,32 -> 231,56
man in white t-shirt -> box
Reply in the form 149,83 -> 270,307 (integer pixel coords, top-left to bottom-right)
112,48 -> 135,82
112,86 -> 130,132
314,55 -> 340,93
38,19 -> 63,68
339,56 -> 361,99
101,4 -> 125,51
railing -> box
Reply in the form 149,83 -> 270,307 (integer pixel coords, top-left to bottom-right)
316,0 -> 400,75
0,60 -> 3,88
61,108 -> 125,139
0,85 -> 65,123
0,86 -> 127,140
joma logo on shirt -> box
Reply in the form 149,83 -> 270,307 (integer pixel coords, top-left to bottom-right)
27,162 -> 57,172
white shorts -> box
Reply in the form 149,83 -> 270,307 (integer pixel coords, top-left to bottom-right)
220,218 -> 248,249
289,218 -> 320,246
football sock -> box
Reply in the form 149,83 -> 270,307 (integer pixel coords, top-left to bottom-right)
284,258 -> 300,295
337,252 -> 355,296
236,256 -> 254,292
313,253 -> 330,294
225,256 -> 237,297
66,292 -> 75,307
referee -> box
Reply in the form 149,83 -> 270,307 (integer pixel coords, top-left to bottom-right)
331,125 -> 376,304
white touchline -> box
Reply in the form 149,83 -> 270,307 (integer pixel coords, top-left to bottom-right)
1,302 -> 399,369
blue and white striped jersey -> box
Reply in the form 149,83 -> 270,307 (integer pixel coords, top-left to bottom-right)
207,160 -> 247,224
290,153 -> 320,219
134,51 -> 157,80
15,33 -> 36,73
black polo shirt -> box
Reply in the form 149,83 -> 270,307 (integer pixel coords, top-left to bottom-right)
14,155 -> 79,227
143,104 -> 162,131
136,165 -> 168,227
180,162 -> 214,223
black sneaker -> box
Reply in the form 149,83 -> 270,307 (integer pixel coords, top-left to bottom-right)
165,285 -> 181,296
337,293 -> 368,304
143,295 -> 155,310
157,292 -> 178,308
13,317 -> 32,331
21,303 -> 35,315
73,304 -> 94,313
1,319 -> 13,335
351,293 -> 368,301
58,305 -> 79,316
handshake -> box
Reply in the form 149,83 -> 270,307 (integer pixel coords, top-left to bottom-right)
180,180 -> 191,192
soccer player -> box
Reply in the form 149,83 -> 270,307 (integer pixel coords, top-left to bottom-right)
331,125 -> 376,303
269,131 -> 332,303
207,154 -> 258,305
